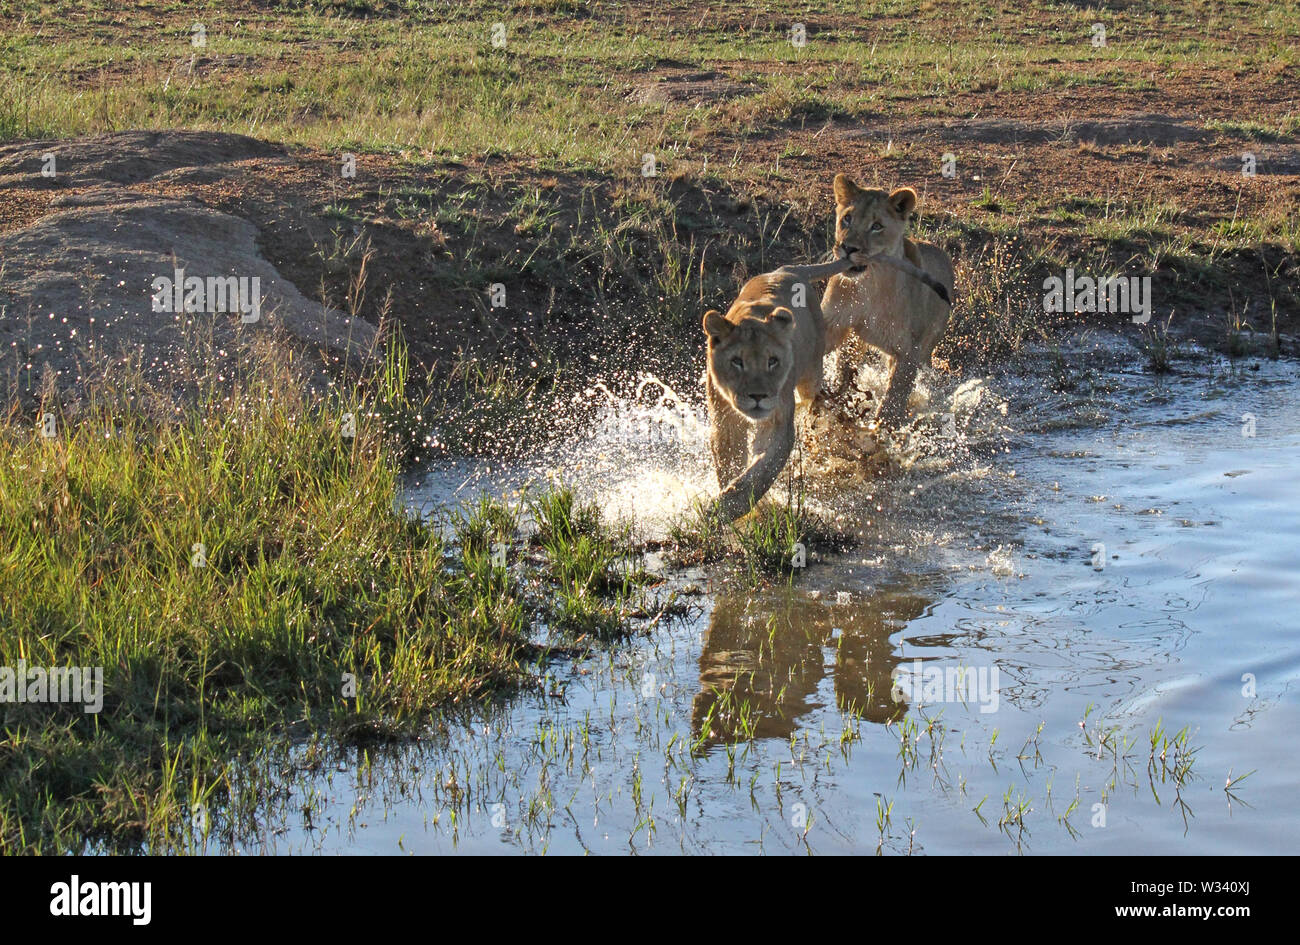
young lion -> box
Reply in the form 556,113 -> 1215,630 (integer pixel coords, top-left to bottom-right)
703,256 -> 855,521
822,175 -> 955,428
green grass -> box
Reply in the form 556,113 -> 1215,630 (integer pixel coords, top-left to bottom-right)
1206,115 -> 1300,141
0,337 -> 646,853
424,356 -> 562,459
529,486 -> 646,637
3,1 -> 1297,155
732,501 -> 820,580
667,482 -> 847,582
1140,314 -> 1179,373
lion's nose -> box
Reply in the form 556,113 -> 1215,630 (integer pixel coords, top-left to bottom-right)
748,394 -> 766,405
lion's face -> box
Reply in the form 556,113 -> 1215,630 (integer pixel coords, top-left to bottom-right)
702,308 -> 794,421
833,175 -> 916,271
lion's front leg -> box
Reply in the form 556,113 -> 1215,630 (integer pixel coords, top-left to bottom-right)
713,406 -> 795,522
795,355 -> 824,404
832,336 -> 862,396
813,337 -> 860,411
708,376 -> 750,489
876,353 -> 920,429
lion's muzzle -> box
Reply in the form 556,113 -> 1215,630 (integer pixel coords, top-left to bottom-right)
739,393 -> 775,419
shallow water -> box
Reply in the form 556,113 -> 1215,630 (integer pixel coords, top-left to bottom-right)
258,339 -> 1300,854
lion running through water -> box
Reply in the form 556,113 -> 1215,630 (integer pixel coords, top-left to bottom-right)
702,256 -> 856,522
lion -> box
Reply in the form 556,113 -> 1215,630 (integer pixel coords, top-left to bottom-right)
822,175 -> 955,428
703,256 -> 855,521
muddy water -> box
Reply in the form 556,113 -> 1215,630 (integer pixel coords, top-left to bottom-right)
267,339 -> 1300,854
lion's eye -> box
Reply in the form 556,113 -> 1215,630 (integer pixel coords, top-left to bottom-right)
870,221 -> 883,232
730,357 -> 744,370
768,356 -> 779,370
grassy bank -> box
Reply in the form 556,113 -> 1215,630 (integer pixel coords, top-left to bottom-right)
0,336 -> 629,853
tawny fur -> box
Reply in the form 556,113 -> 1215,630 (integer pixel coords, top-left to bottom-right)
703,257 -> 854,521
821,175 -> 955,428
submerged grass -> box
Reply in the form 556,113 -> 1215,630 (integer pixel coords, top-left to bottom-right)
667,477 -> 849,582
529,486 -> 647,638
1141,314 -> 1180,373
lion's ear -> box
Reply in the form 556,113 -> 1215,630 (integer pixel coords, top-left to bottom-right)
703,309 -> 731,344
768,307 -> 795,334
833,173 -> 860,207
889,186 -> 917,219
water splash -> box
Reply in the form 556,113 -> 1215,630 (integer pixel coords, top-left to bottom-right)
406,361 -> 1015,545
543,373 -> 714,532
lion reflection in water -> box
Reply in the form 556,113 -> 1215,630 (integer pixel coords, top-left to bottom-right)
691,583 -> 938,748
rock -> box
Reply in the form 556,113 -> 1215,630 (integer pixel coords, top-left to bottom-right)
0,132 -> 377,403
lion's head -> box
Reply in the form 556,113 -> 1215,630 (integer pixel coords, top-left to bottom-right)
702,307 -> 794,421
832,175 -> 916,271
